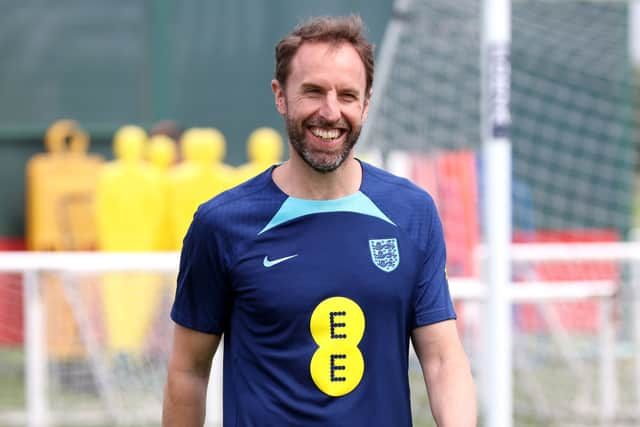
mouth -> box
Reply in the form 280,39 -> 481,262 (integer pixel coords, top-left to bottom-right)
307,126 -> 346,144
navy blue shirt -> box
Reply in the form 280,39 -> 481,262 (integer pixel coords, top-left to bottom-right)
171,161 -> 456,427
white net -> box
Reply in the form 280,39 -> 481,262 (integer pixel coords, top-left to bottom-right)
360,0 -> 635,231
0,264 -> 176,427
359,0 -> 640,425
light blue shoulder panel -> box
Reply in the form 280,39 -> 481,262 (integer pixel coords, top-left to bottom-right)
258,191 -> 395,235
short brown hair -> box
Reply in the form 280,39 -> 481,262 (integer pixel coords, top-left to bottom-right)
274,15 -> 374,96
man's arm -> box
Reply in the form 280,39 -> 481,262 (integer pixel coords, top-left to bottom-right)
162,323 -> 221,427
411,319 -> 477,426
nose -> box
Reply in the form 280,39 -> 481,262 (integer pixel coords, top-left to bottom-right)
318,92 -> 341,123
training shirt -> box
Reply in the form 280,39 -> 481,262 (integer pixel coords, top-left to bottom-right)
171,160 -> 456,427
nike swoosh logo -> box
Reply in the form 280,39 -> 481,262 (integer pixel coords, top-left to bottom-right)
263,254 -> 298,268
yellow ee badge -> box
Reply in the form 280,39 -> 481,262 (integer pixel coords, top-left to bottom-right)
309,296 -> 365,397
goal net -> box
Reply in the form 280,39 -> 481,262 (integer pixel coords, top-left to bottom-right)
360,0 -> 634,233
0,255 -> 179,427
358,0 -> 640,425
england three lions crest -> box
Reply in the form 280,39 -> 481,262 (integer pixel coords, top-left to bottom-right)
369,238 -> 400,272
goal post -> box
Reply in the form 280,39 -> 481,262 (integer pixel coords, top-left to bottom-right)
481,0 -> 512,424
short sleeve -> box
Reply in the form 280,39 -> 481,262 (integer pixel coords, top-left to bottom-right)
413,200 -> 457,328
170,207 -> 232,335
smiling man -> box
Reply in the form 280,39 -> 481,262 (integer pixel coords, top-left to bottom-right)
275,41 -> 364,175
162,15 -> 477,427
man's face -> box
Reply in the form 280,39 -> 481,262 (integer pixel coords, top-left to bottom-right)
272,42 -> 369,173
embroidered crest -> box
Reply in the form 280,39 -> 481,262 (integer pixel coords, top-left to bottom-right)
369,238 -> 399,272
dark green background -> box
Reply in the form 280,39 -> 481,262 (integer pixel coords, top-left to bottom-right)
0,1 -> 392,237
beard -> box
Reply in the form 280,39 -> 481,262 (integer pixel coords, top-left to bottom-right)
285,112 -> 361,174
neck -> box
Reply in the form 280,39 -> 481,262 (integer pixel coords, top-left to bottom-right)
272,153 -> 362,200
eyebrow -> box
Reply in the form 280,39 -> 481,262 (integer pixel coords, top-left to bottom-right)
300,83 -> 324,92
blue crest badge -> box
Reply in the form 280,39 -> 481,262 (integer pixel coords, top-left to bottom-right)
369,238 -> 399,272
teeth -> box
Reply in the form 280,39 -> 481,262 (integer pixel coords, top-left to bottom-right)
310,127 -> 340,140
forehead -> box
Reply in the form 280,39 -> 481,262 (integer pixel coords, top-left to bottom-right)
287,41 -> 366,92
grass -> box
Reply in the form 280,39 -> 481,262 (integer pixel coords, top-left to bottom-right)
0,347 -> 25,409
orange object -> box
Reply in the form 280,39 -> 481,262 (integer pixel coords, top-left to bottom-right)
409,150 -> 479,277
26,120 -> 103,250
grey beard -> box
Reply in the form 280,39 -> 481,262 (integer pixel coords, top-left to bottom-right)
285,115 -> 361,174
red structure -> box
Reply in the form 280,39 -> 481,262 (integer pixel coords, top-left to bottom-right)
513,229 -> 619,333
0,238 -> 25,345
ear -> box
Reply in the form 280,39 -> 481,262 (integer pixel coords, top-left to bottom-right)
271,79 -> 287,115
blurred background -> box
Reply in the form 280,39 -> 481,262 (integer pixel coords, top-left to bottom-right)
0,0 -> 392,242
1,0 -> 640,426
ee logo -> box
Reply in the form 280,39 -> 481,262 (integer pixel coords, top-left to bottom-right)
309,296 -> 365,396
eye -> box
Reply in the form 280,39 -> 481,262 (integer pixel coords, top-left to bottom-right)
303,86 -> 323,96
341,92 -> 358,102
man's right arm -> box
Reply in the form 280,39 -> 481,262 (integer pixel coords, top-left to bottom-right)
162,323 -> 221,427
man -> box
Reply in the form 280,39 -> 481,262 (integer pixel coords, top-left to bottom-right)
163,15 -> 476,426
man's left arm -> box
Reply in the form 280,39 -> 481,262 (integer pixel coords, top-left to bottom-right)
411,319 -> 477,426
